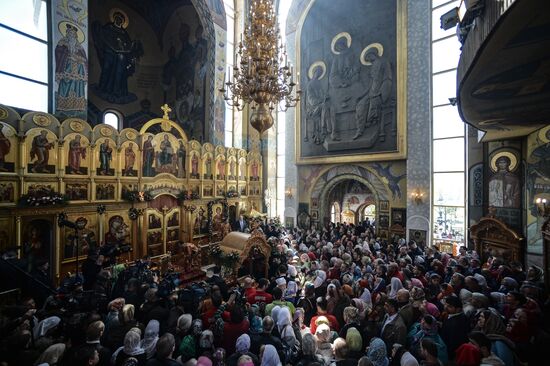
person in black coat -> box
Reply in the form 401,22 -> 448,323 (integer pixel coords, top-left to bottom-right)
440,295 -> 470,360
145,334 -> 180,366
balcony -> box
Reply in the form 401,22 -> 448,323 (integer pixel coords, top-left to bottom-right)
457,0 -> 550,141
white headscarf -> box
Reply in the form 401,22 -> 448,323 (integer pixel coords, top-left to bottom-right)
34,343 -> 65,365
271,305 -> 281,325
123,330 -> 145,356
261,344 -> 282,366
34,316 -> 61,339
360,288 -> 373,309
389,277 -> 403,299
314,270 -> 327,288
140,320 -> 160,359
277,307 -> 296,341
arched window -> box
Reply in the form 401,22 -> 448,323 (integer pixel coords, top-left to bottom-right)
363,204 -> 376,222
331,201 -> 341,223
103,110 -> 121,130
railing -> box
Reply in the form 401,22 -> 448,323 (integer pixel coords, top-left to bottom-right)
458,0 -> 517,80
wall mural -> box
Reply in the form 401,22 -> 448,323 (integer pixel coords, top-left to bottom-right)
88,0 -> 212,141
526,125 -> 550,254
297,0 -> 406,163
486,145 -> 522,230
53,0 -> 89,119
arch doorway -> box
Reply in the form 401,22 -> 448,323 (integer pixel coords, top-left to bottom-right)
324,179 -> 375,225
358,203 -> 376,223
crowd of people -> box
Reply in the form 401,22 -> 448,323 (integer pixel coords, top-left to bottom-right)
0,220 -> 548,366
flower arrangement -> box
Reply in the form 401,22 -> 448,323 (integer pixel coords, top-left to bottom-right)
122,190 -> 152,202
208,246 -> 240,270
18,189 -> 67,207
178,190 -> 200,202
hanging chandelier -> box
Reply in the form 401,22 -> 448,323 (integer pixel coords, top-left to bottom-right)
220,0 -> 300,135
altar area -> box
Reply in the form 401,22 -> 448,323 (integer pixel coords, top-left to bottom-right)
0,103 -> 263,283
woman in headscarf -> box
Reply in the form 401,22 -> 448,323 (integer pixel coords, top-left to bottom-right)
296,333 -> 321,366
314,323 -> 333,365
114,330 -> 146,366
407,315 -> 448,365
105,304 -> 140,351
366,337 -> 389,366
314,270 -> 328,298
277,306 -> 298,359
388,277 -> 404,300
345,327 -> 363,359
226,334 -> 259,366
140,320 -> 159,359
198,329 -> 215,357
339,306 -> 361,339
173,314 -> 192,360
475,310 -> 516,366
34,343 -> 65,366
260,344 -> 281,366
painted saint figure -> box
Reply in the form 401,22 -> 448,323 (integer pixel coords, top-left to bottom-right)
205,156 -> 212,178
251,160 -> 259,180
142,136 -> 154,176
123,143 -> 136,176
30,130 -> 53,173
0,129 -> 12,172
239,159 -> 245,180
68,135 -> 86,174
217,159 -> 225,180
99,139 -> 113,175
229,159 -> 236,179
91,10 -> 143,103
489,156 -> 520,208
55,23 -> 87,115
157,135 -> 174,170
354,48 -> 392,140
305,64 -> 331,144
191,153 -> 199,178
177,141 -> 186,178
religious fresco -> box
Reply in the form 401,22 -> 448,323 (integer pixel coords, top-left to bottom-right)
526,125 -> 550,254
53,0 -> 89,119
65,133 -> 89,175
26,129 -> 57,175
66,182 -> 89,201
62,214 -> 97,262
297,0 -> 406,163
88,0 -> 213,141
0,182 -> 15,204
96,183 -> 116,200
485,144 -> 522,231
0,122 -> 16,173
21,218 -> 53,272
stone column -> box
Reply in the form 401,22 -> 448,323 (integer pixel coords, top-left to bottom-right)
406,0 -> 432,246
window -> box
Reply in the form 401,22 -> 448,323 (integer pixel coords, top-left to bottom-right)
275,0 -> 292,220
103,111 -> 121,130
331,202 -> 341,224
224,0 -> 235,147
0,1 -> 49,111
431,0 -> 466,251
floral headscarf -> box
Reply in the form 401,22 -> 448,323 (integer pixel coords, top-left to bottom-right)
367,337 -> 389,366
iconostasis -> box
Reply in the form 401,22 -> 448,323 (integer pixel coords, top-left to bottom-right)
0,104 -> 262,281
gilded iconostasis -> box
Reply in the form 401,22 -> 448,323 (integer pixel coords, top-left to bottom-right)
0,103 -> 261,281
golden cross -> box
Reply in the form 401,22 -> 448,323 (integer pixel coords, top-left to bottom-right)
160,104 -> 172,119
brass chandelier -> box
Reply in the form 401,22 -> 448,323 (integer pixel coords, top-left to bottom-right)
220,0 -> 300,135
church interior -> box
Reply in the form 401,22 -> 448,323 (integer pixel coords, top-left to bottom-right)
0,0 -> 549,363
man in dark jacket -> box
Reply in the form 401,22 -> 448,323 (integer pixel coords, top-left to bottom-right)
440,295 -> 470,360
146,333 -> 180,366
250,316 -> 284,357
